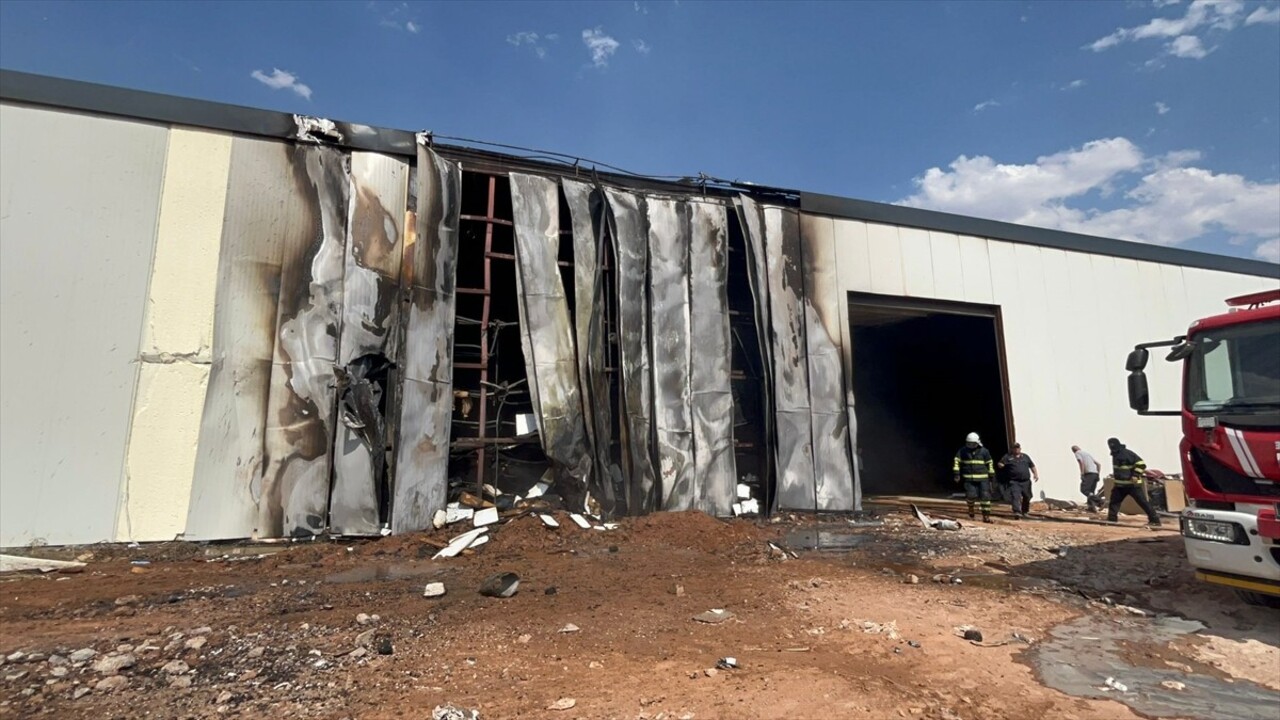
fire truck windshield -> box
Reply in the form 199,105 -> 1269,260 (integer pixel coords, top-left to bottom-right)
1186,319 -> 1280,413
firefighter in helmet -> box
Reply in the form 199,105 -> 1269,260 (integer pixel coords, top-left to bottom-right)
953,432 -> 995,523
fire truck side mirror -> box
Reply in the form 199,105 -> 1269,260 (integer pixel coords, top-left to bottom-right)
1128,371 -> 1150,413
1125,348 -> 1149,372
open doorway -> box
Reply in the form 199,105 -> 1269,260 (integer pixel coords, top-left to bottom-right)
848,293 -> 1013,497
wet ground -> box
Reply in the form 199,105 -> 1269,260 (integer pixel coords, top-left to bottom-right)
1,502 -> 1276,719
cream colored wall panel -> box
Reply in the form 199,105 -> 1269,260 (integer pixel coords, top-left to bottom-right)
866,223 -> 906,296
117,363 -> 209,541
958,235 -> 995,304
898,227 -> 935,297
117,128 -> 232,542
138,129 -> 233,359
927,231 -> 965,301
833,219 -> 873,292
0,103 -> 167,547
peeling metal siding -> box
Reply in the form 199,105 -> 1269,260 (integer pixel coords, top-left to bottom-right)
799,214 -> 855,511
0,104 -> 167,547
186,138 -> 297,541
390,146 -> 460,534
604,189 -> 659,514
258,146 -> 350,538
509,173 -> 593,509
733,196 -> 778,512
329,152 -> 408,536
762,207 -> 818,511
687,200 -> 737,516
563,179 -> 621,516
646,198 -> 696,511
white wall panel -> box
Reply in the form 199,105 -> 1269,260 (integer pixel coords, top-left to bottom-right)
0,103 -> 168,546
898,227 -> 935,298
928,231 -> 965,302
958,235 -> 995,304
866,223 -> 906,296
833,219 -> 873,292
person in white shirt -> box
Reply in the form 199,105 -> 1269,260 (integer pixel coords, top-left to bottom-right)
1072,445 -> 1103,513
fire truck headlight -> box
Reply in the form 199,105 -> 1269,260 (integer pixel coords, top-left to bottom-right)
1180,517 -> 1246,545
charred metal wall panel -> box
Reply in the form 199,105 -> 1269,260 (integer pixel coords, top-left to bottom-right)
510,173 -> 592,508
733,197 -> 778,511
799,214 -> 855,511
647,198 -> 696,511
762,207 -> 817,511
391,146 -> 460,534
563,179 -> 620,515
687,200 -> 737,516
605,189 -> 658,514
0,103 -> 167,547
186,138 -> 313,540
260,146 -> 349,538
329,152 -> 408,536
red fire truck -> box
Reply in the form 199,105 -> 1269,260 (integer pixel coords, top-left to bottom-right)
1127,288 -> 1280,607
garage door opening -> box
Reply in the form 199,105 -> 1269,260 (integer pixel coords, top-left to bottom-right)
849,293 -> 1013,498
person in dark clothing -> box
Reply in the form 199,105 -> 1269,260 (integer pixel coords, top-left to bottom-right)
1106,437 -> 1162,527
998,443 -> 1039,519
953,432 -> 994,523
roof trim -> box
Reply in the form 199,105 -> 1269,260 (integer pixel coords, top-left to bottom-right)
802,192 -> 1279,279
2,69 -> 1275,279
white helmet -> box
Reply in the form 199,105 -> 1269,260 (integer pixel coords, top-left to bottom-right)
965,432 -> 981,443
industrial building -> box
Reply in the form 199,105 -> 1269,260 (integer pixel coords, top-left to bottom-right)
1,70 -> 1276,547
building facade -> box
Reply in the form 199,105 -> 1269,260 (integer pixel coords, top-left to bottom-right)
2,71 -> 1276,546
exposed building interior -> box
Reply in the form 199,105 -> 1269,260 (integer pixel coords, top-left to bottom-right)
849,294 -> 1012,497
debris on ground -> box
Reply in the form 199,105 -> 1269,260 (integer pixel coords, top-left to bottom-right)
423,582 -> 446,598
955,626 -> 984,642
692,609 -> 734,624
0,555 -> 86,573
433,704 -> 481,720
546,697 -> 577,711
910,504 -> 962,531
478,572 -> 520,598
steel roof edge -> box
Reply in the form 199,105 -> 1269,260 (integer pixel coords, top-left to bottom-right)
3,69 -> 1276,279
802,192 -> 1280,279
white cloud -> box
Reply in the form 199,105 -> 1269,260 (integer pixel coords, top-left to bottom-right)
899,138 -> 1280,259
508,31 -> 555,59
1087,0 -> 1245,54
634,1 -> 649,13
373,1 -> 421,34
1155,101 -> 1171,114
250,68 -> 312,100
633,39 -> 652,54
1153,0 -> 1183,7
1255,238 -> 1280,262
1246,5 -> 1280,24
973,99 -> 1000,113
406,20 -> 419,33
1167,34 -> 1210,57
583,27 -> 620,68
1064,79 -> 1087,90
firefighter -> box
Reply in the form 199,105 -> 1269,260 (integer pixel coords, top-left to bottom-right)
1106,437 -> 1162,527
953,432 -> 994,523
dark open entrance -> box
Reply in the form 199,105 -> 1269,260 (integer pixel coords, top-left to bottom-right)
848,293 -> 1013,497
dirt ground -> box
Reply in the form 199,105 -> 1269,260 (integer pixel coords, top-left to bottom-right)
1,501 -> 1277,720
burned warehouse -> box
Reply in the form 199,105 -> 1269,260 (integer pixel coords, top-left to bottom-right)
1,70 -> 1277,547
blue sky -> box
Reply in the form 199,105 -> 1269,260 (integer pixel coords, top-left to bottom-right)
2,0 -> 1278,262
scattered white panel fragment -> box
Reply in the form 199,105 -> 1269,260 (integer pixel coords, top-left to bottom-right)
568,514 -> 592,529
539,514 -> 560,528
474,507 -> 500,527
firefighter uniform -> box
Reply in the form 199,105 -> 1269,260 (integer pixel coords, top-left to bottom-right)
1106,437 -> 1161,526
953,443 -> 995,522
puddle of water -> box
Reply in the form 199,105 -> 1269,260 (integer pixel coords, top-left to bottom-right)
952,572 -> 1057,591
1028,614 -> 1278,720
784,529 -> 871,551
324,562 -> 443,584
